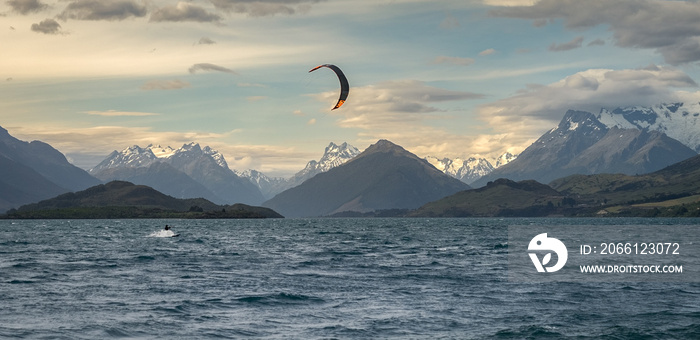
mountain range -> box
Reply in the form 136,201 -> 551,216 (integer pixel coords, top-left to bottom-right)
473,109 -> 698,187
236,142 -> 361,199
424,152 -> 517,184
550,151 -> 700,209
89,143 -> 264,205
597,102 -> 700,152
2,101 -> 700,216
0,126 -> 100,212
411,149 -> 700,217
263,140 -> 470,217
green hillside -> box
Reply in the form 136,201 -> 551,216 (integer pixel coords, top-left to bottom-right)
413,154 -> 700,217
411,179 -> 573,217
550,154 -> 700,206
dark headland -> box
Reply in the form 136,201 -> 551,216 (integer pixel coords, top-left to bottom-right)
2,181 -> 283,219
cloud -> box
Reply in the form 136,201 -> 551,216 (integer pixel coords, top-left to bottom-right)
209,0 -> 321,17
489,0 -> 700,65
432,56 -> 475,66
7,125 -> 248,170
549,36 -> 583,51
477,65 -> 698,145
150,2 -> 222,23
140,79 -> 191,90
83,110 -> 160,116
247,96 -> 267,101
312,80 -> 482,132
307,118 -> 316,125
197,37 -> 216,45
11,123 -> 259,174
58,0 -> 147,21
31,18 -> 62,34
7,0 -> 48,15
479,48 -> 497,56
588,38 -> 605,46
188,63 -> 237,74
238,82 -> 266,88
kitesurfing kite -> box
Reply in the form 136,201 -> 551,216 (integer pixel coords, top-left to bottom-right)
309,64 -> 349,110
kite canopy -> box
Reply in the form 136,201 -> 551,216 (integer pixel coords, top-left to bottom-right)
309,64 -> 349,110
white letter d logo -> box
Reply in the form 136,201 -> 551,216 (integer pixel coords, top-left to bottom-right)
528,233 -> 568,273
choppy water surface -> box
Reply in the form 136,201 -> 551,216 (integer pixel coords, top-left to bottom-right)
1,218 -> 699,339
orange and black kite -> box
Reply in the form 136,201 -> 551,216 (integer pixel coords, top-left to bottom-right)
309,64 -> 349,110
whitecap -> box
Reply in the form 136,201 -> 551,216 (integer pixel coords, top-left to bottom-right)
148,230 -> 176,238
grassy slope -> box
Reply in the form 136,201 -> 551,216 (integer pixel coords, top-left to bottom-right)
550,154 -> 700,206
411,179 -> 569,217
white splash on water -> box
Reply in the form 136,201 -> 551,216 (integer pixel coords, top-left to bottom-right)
148,230 -> 176,238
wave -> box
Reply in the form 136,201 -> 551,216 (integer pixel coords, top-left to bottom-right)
147,230 -> 177,238
493,325 -> 564,338
236,292 -> 325,306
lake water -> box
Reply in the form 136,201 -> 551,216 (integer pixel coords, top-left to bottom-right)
1,218 -> 699,339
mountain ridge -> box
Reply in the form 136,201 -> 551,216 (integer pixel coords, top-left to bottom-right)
411,178 -> 568,217
263,139 -> 470,217
473,109 -> 697,186
237,142 -> 360,199
0,125 -> 101,212
90,143 -> 264,205
598,102 -> 700,152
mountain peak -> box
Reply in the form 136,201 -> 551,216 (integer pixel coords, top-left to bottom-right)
239,141 -> 360,200
317,141 -> 360,171
263,140 -> 469,217
598,102 -> 700,152
0,126 -> 101,211
91,142 -> 262,205
425,156 -> 498,185
495,152 -> 517,168
91,145 -> 158,172
148,144 -> 175,158
474,105 -> 697,187
176,142 -> 202,154
558,110 -> 606,133
362,139 -> 408,156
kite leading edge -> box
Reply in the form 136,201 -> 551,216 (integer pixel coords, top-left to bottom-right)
309,64 -> 349,110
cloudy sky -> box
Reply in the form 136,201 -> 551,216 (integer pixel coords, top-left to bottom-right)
2,0 -> 700,177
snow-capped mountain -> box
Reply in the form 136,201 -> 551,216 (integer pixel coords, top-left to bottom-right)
287,142 -> 360,189
472,109 -> 697,187
90,145 -> 159,171
235,169 -> 287,200
495,152 -> 517,168
90,143 -> 229,173
170,142 -> 229,169
238,142 -> 360,200
263,140 -> 469,217
90,143 -> 264,205
292,142 -> 360,179
149,144 -> 176,158
425,152 -> 517,184
597,102 -> 700,152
